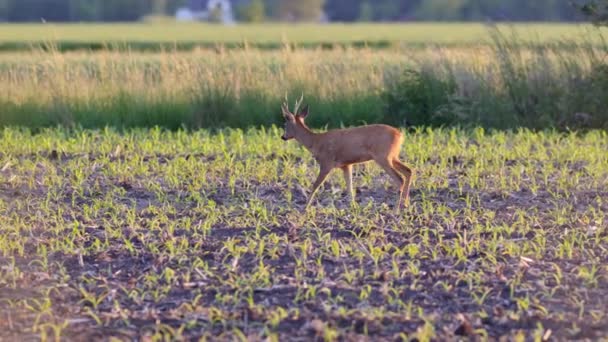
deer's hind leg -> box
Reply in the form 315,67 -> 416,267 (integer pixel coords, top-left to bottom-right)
374,158 -> 405,212
392,159 -> 415,207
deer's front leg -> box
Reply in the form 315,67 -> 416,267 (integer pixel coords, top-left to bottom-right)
341,165 -> 355,205
306,165 -> 332,209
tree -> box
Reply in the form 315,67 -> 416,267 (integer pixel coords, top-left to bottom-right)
324,0 -> 363,22
236,0 -> 265,22
166,0 -> 189,15
88,0 -> 148,21
359,1 -> 372,21
0,0 -> 8,21
277,0 -> 325,21
0,0 -> 595,23
373,0 -> 401,20
413,0 -> 467,20
208,3 -> 224,23
5,0 -> 68,21
68,0 -> 101,21
579,0 -> 608,25
151,0 -> 168,15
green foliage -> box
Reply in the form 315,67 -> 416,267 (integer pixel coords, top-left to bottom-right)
208,4 -> 224,23
236,0 -> 266,23
98,0 -> 149,21
277,0 -> 325,21
358,2 -> 373,22
381,29 -> 608,130
68,0 -> 101,21
579,0 -> 608,25
383,69 -> 458,127
414,0 -> 468,21
0,0 -> 589,22
0,0 -> 8,20
151,0 -> 168,15
1,126 -> 607,340
324,0 -> 581,22
370,0 -> 401,21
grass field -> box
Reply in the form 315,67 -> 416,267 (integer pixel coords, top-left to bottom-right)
0,127 -> 607,340
0,23 -> 605,51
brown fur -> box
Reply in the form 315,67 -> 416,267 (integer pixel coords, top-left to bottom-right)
281,100 -> 415,211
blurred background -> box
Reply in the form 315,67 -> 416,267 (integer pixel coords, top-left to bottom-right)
0,0 -> 595,23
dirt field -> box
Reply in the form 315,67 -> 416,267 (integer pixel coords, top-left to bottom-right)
1,128 -> 607,341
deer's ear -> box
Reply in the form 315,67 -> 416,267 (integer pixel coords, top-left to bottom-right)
298,105 -> 309,119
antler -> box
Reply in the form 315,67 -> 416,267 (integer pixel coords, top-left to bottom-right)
281,93 -> 305,116
281,93 -> 290,115
293,93 -> 304,115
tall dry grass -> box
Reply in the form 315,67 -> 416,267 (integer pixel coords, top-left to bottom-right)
0,31 -> 607,130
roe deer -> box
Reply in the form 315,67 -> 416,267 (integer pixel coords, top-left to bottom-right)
280,95 -> 415,212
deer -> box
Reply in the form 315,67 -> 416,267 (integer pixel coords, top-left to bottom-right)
280,95 -> 415,212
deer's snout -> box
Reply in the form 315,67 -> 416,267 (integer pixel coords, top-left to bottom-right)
281,135 -> 289,141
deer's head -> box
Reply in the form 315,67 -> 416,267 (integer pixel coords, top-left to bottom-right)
281,94 -> 309,141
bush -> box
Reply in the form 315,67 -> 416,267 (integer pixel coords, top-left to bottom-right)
381,28 -> 608,130
383,68 -> 460,127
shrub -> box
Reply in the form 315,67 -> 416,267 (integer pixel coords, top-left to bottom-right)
381,28 -> 608,130
383,67 -> 460,127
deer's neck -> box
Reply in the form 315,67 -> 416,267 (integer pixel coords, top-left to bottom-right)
295,125 -> 316,151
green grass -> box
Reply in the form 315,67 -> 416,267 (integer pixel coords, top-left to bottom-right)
0,127 -> 606,340
1,29 -> 607,130
0,23 -> 605,51
0,48 -> 390,129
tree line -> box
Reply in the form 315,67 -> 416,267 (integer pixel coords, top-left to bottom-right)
0,0 -> 601,22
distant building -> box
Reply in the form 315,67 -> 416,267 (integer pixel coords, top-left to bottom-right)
176,0 -> 250,24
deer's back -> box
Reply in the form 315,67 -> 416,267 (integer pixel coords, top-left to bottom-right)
314,124 -> 403,165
